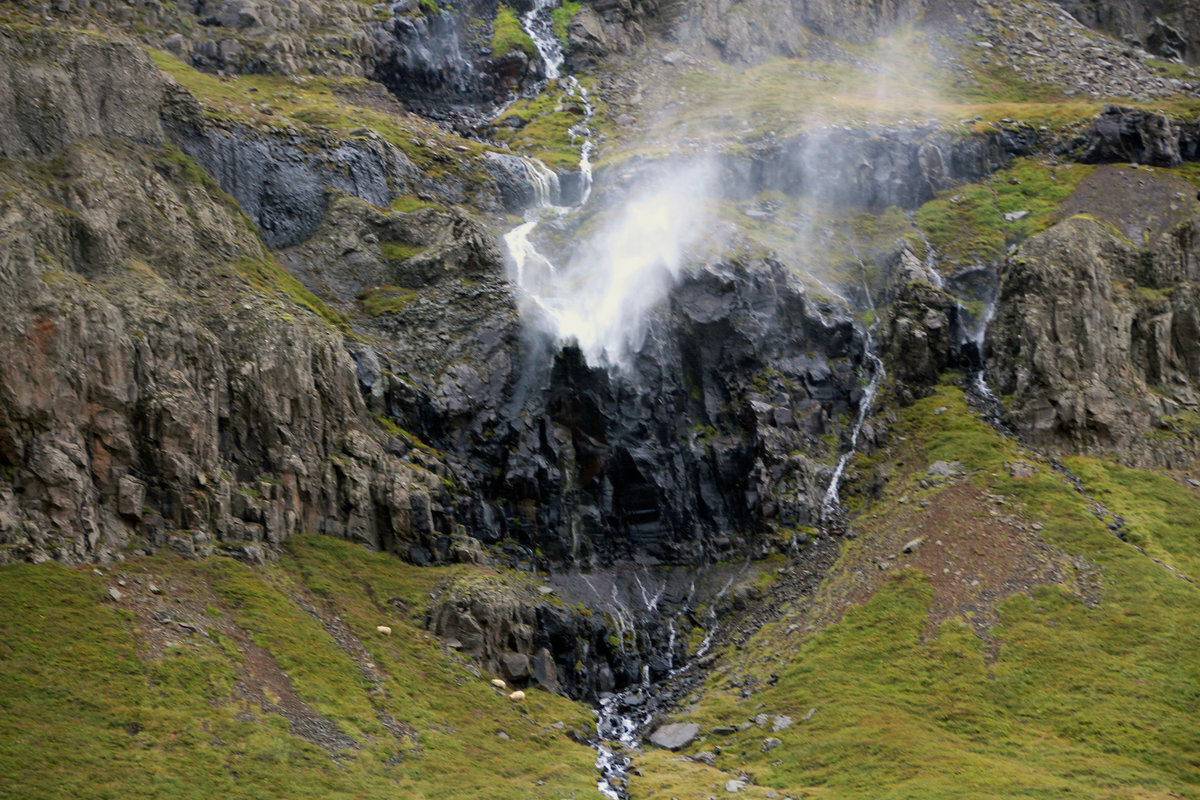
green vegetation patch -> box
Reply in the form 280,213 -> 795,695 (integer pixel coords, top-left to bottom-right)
148,51 -> 491,185
357,285 -> 418,316
551,0 -> 580,46
379,242 -> 426,262
915,157 -> 1094,269
491,5 -> 537,60
0,538 -> 597,800
234,256 -> 350,331
1064,457 -> 1200,578
491,85 -> 587,170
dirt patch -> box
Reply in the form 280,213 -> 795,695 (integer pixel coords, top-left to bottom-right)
95,563 -> 360,753
1061,164 -> 1198,243
290,588 -> 421,748
807,480 -> 1101,647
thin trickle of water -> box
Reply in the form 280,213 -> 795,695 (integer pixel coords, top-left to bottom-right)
943,262 -> 1000,400
820,336 -> 885,520
918,232 -> 946,290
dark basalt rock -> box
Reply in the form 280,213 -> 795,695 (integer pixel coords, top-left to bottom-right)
726,124 -> 1041,211
172,124 -> 413,247
472,258 -> 870,566
1072,105 -> 1200,168
369,0 -> 543,121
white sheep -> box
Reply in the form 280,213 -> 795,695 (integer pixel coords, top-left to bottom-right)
491,678 -> 508,690
508,690 -> 526,702
376,625 -> 392,636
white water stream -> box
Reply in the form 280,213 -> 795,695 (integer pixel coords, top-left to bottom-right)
819,340 -> 885,520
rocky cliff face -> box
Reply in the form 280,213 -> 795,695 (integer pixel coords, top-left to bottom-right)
1054,0 -> 1200,62
990,211 -> 1200,467
0,27 -> 470,565
3,0 -> 1200,707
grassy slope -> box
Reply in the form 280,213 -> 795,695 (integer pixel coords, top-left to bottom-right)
0,537 -> 596,800
630,387 -> 1200,799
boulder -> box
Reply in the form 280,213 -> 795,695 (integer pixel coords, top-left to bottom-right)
649,722 -> 701,750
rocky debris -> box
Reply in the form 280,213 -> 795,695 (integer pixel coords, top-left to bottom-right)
691,750 -> 717,766
725,777 -> 748,792
671,0 -> 921,65
761,737 -> 782,751
927,461 -> 964,478
1008,461 -> 1039,478
770,714 -> 792,731
648,722 -> 701,750
1054,0 -> 1200,63
966,1 -> 1199,100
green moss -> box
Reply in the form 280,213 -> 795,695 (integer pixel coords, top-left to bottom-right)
232,257 -> 350,331
491,6 -> 537,60
357,285 -> 417,316
490,85 -> 584,170
551,0 -> 580,46
379,242 -> 425,262
147,51 -> 491,187
389,195 -> 441,213
915,158 -> 1093,268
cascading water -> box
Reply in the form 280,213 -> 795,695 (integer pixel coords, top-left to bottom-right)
819,334 -> 885,520
916,238 -> 1000,403
818,256 -> 886,521
562,566 -> 739,799
943,262 -> 1001,401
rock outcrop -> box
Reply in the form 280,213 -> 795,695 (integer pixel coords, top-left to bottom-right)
1054,0 -> 1200,62
0,26 -> 465,564
731,123 -> 1040,211
990,214 -> 1200,466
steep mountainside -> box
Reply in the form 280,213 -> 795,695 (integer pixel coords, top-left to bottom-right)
1,0 -> 1199,798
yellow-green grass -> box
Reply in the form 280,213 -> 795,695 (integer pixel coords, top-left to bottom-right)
915,157 -> 1095,268
551,1 -> 580,46
0,536 -> 597,800
358,284 -> 419,316
633,387 -> 1200,799
492,85 -> 590,170
148,50 -> 493,182
491,5 -> 537,60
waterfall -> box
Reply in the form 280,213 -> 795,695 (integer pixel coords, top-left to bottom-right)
521,0 -> 565,81
820,336 -> 885,520
944,262 -> 1000,401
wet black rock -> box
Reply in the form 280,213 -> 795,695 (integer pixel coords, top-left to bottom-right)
480,257 -> 871,567
728,124 -> 1040,211
1072,106 -> 1200,168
